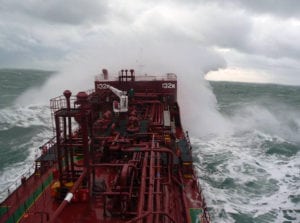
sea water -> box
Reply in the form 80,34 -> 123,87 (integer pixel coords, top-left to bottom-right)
0,69 -> 53,201
193,81 -> 300,222
0,70 -> 299,222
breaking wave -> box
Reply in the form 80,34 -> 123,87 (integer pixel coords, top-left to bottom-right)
193,81 -> 300,222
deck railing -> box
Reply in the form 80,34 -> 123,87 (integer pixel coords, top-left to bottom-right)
49,89 -> 94,134
95,73 -> 177,82
0,163 -> 36,204
0,138 -> 55,203
0,173 -> 53,222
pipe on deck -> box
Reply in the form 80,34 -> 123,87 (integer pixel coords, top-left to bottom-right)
126,211 -> 176,223
178,170 -> 190,222
146,150 -> 155,223
49,168 -> 87,223
137,152 -> 149,221
163,185 -> 170,223
122,146 -> 174,185
155,152 -> 161,223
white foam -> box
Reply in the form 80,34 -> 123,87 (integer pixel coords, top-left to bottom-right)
0,123 -> 52,202
192,131 -> 300,222
229,102 -> 300,143
0,104 -> 50,130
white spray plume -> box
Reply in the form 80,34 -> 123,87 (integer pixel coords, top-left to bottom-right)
16,30 -> 230,137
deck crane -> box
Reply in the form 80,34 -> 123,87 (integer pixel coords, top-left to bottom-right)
106,84 -> 128,113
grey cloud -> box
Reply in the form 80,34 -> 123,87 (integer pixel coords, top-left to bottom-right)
198,7 -> 252,50
232,0 -> 300,19
0,0 -> 108,25
0,21 -> 74,69
243,18 -> 300,60
192,0 -> 300,19
0,0 -> 299,85
184,2 -> 300,61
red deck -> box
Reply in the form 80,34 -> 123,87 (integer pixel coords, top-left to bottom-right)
0,69 -> 210,223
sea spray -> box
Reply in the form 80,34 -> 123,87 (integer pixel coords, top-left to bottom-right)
195,81 -> 300,222
178,72 -> 231,136
16,30 -> 226,107
0,69 -> 53,201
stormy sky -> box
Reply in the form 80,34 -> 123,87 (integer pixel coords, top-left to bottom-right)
1,0 -> 300,85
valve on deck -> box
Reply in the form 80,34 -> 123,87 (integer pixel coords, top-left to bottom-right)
93,110 -> 113,136
127,108 -> 140,133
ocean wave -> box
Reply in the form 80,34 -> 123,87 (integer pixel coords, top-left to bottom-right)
0,129 -> 52,202
0,104 -> 51,130
192,131 -> 300,223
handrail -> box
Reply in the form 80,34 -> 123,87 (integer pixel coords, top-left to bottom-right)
0,163 -> 36,203
95,73 -> 177,82
0,137 -> 55,203
49,168 -> 88,223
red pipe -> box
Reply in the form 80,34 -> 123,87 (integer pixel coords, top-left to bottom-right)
163,185 -> 170,223
122,146 -> 174,185
90,163 -> 137,169
146,150 -> 155,223
155,152 -> 161,223
178,170 -> 190,222
49,168 -> 87,223
126,211 -> 176,223
126,211 -> 151,223
137,152 -> 149,221
55,116 -> 63,181
100,192 -> 130,195
120,164 -> 128,188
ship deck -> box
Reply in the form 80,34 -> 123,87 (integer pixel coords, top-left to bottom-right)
11,167 -> 207,223
0,70 -> 210,223
0,168 -> 53,223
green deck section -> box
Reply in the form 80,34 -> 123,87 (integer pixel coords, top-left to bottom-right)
189,208 -> 204,223
4,173 -> 53,223
0,206 -> 9,218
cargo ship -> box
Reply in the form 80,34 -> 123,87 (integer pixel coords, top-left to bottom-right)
0,69 -> 210,223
